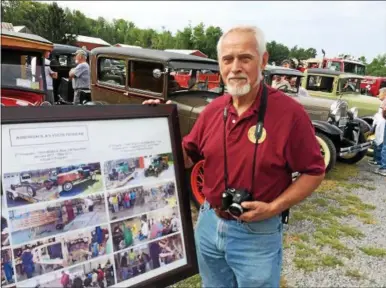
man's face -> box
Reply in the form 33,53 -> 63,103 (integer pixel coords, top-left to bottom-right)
75,54 -> 82,64
379,91 -> 386,100
283,62 -> 290,68
219,31 -> 268,97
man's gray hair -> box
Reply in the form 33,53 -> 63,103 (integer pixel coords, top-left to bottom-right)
216,25 -> 267,60
379,87 -> 386,94
75,49 -> 87,59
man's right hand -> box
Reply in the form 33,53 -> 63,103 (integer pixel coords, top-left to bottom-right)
142,99 -> 172,105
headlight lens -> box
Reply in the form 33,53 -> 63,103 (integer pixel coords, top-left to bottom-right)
330,100 -> 348,122
349,107 -> 358,119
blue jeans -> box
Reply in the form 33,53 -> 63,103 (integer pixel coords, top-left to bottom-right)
194,201 -> 283,288
373,143 -> 383,165
382,124 -> 386,169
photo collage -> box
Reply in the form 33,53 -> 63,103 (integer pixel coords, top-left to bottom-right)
1,152 -> 186,287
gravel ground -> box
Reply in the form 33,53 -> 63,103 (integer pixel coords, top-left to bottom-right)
282,158 -> 386,287
175,157 -> 386,288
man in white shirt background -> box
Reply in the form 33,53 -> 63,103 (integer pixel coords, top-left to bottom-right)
369,87 -> 386,176
44,51 -> 57,104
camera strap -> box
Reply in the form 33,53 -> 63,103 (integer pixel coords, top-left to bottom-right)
251,83 -> 268,194
223,81 -> 268,192
223,83 -> 289,224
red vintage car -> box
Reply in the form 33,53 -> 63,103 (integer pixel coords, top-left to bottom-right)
360,76 -> 386,97
57,166 -> 96,192
1,29 -> 55,107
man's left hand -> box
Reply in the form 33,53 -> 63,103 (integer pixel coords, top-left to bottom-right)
237,201 -> 276,222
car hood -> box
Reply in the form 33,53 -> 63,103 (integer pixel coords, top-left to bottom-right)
293,94 -> 334,121
342,93 -> 381,113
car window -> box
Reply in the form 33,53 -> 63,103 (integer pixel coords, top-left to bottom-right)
1,49 -> 44,91
58,55 -> 68,66
380,80 -> 386,89
168,68 -> 222,94
306,75 -> 334,93
97,57 -> 126,87
271,74 -> 300,94
339,78 -> 361,93
129,60 -> 164,94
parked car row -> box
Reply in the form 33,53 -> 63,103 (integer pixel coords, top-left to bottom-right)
1,29 -> 382,208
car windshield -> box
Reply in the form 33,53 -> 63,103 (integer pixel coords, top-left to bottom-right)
329,61 -> 341,72
21,174 -> 31,180
1,49 -> 45,92
271,74 -> 301,94
344,62 -> 366,75
339,77 -> 361,94
168,69 -> 223,94
306,75 -> 334,93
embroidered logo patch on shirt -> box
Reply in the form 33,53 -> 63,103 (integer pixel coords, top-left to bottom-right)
247,125 -> 267,144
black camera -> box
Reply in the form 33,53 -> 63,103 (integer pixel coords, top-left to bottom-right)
221,188 -> 253,217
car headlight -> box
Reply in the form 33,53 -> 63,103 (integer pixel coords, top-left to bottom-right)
330,100 -> 348,122
348,107 -> 358,119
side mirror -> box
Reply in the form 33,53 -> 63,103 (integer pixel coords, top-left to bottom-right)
152,68 -> 168,79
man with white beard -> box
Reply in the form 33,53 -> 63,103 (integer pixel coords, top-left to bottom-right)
143,25 -> 325,287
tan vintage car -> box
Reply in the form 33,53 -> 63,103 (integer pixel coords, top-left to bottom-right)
87,48 -> 372,208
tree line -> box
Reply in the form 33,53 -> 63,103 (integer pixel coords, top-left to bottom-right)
2,0 -> 385,76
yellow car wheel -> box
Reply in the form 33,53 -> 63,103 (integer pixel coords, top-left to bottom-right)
315,132 -> 336,173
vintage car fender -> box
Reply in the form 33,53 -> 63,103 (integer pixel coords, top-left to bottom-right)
312,120 -> 343,138
1,97 -> 36,107
359,115 -> 374,128
352,117 -> 372,133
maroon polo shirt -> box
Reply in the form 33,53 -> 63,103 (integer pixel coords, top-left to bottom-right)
182,84 -> 325,208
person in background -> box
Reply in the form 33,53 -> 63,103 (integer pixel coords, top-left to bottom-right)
69,49 -> 90,105
370,87 -> 386,176
44,51 -> 58,104
60,271 -> 70,288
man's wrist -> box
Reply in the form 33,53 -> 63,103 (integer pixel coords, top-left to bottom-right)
269,201 -> 284,216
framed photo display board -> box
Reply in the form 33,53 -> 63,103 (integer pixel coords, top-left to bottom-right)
1,105 -> 198,288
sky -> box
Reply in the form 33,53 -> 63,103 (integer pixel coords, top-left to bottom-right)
47,1 -> 386,62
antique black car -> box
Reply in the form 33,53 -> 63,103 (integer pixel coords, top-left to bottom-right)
264,65 -> 373,172
48,43 -> 90,104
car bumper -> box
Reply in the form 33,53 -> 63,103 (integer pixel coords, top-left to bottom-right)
339,140 -> 374,156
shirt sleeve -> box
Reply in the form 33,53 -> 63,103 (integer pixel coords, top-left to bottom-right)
74,64 -> 87,78
284,108 -> 326,175
182,110 -> 207,163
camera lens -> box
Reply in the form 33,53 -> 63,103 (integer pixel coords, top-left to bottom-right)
228,204 -> 243,217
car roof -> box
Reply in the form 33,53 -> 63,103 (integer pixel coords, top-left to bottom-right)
1,29 -> 53,52
91,46 -> 218,64
1,29 -> 52,45
264,65 -> 304,77
52,43 -> 90,55
306,68 -> 342,76
307,68 -> 365,79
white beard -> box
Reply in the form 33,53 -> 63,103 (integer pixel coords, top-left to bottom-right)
227,83 -> 251,97
227,73 -> 263,97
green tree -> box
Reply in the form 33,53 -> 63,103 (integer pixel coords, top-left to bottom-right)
366,54 -> 386,76
204,26 -> 223,59
289,45 -> 317,60
174,24 -> 193,49
266,41 -> 290,64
